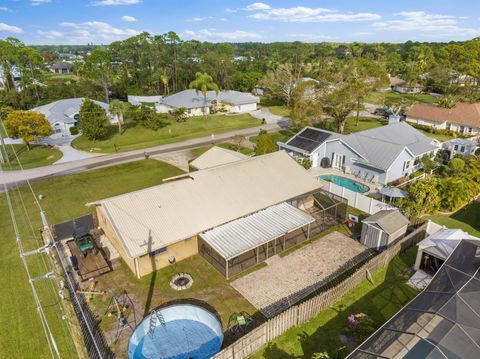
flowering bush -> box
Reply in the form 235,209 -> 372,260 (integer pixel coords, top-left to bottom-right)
347,313 -> 375,344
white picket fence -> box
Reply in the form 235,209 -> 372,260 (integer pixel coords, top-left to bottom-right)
318,178 -> 395,215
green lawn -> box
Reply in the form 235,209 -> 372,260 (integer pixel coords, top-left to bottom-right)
417,129 -> 458,142
250,129 -> 298,144
316,116 -> 387,134
191,142 -> 254,158
267,105 -> 290,117
251,247 -> 419,358
2,144 -> 63,170
367,91 -> 439,105
72,114 -> 261,154
0,160 -> 184,358
425,201 -> 480,237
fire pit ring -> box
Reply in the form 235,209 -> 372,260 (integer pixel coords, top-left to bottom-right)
169,273 -> 193,290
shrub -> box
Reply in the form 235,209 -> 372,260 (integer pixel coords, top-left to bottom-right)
347,313 -> 375,344
69,126 -> 79,135
297,157 -> 313,170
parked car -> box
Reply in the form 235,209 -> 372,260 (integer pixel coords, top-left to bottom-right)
373,108 -> 392,118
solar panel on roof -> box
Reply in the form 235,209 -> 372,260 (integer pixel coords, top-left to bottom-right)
299,128 -> 332,142
286,128 -> 332,152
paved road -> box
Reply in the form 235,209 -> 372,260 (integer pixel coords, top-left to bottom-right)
0,123 -> 283,188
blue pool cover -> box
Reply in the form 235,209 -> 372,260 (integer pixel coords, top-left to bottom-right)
128,305 -> 223,359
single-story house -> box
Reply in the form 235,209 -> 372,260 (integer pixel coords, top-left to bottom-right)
413,227 -> 479,274
406,102 -> 480,135
91,152 -> 325,278
141,89 -> 260,117
50,61 -> 72,74
360,210 -> 409,250
127,95 -> 163,107
189,146 -> 249,171
442,138 -> 478,160
389,75 -> 422,94
278,122 -> 440,185
31,98 -> 113,137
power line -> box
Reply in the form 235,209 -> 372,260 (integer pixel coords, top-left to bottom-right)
1,119 -> 105,359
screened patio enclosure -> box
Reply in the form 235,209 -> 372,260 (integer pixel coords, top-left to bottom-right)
199,191 -> 347,279
347,239 -> 480,359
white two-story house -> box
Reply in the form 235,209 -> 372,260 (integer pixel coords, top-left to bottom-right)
278,122 -> 440,185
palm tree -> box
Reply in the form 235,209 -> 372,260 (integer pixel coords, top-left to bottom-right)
109,100 -> 128,135
160,72 -> 170,96
189,72 -> 219,117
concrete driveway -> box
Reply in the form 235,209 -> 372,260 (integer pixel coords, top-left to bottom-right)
251,108 -> 290,127
42,134 -> 98,164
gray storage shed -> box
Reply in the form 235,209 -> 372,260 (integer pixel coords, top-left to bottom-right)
360,210 -> 409,250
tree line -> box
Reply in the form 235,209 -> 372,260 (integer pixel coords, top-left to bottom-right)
2,33 -> 480,113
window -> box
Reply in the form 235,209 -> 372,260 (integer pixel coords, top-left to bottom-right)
454,145 -> 459,150
403,160 -> 411,171
469,127 -> 473,133
446,123 -> 451,130
149,247 -> 167,257
460,146 -> 465,153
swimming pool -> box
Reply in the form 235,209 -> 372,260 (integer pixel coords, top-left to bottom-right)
128,304 -> 223,359
319,175 -> 370,193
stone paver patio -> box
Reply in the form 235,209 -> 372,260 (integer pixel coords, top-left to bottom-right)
231,231 -> 372,317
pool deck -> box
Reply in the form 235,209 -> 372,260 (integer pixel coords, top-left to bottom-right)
309,167 -> 382,195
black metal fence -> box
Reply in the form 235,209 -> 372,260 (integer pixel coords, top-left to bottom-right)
53,214 -> 114,359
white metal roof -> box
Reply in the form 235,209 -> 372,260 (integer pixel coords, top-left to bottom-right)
418,228 -> 479,259
200,202 -> 315,260
96,151 -> 322,258
190,146 -> 249,170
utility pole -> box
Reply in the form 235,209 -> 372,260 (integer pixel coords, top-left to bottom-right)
0,125 -> 10,165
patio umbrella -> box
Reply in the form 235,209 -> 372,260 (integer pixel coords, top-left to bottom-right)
379,186 -> 409,202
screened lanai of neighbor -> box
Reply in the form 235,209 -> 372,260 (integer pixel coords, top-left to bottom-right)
347,239 -> 480,359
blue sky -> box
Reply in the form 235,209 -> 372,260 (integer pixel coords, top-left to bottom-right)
1,0 -> 479,44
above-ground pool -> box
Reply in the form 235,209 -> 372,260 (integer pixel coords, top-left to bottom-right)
128,304 -> 223,359
319,175 -> 369,193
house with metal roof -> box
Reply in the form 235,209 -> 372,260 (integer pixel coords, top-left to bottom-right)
91,151 -> 349,278
360,210 -> 410,251
189,146 -> 249,171
155,89 -> 259,116
406,102 -> 480,135
31,98 -> 113,137
278,122 -> 440,185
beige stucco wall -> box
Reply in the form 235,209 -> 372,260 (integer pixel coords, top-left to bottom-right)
97,206 -> 199,278
135,236 -> 199,277
96,206 -> 136,274
406,117 -> 480,135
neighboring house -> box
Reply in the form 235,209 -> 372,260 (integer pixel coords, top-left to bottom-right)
189,146 -> 249,171
0,65 -> 22,91
127,95 -> 163,107
406,102 -> 480,135
50,61 -> 72,74
389,75 -> 422,94
58,53 -> 82,60
347,238 -> 480,359
278,122 -> 440,185
360,210 -> 409,251
31,98 -> 113,137
91,152 -> 324,278
155,89 -> 259,117
128,90 -> 259,117
414,227 -> 479,274
442,138 -> 478,160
